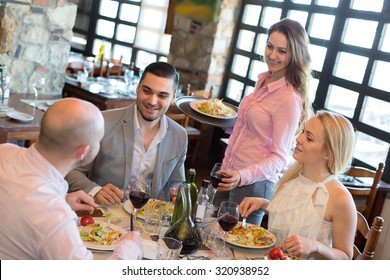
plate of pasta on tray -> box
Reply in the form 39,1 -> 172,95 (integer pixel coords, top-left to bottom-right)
226,222 -> 276,249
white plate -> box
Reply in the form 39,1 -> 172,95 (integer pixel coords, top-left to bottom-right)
226,222 -> 276,249
190,100 -> 237,120
142,239 -> 158,260
6,111 -> 34,122
81,221 -> 127,251
46,101 -> 56,106
123,199 -> 135,215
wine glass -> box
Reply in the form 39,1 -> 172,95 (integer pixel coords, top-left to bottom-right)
124,68 -> 134,85
128,179 -> 151,226
0,73 -> 10,105
208,163 -> 225,210
32,77 -> 45,106
83,59 -> 94,78
216,201 -> 239,259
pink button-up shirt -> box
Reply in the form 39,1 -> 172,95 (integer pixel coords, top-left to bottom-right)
222,71 -> 302,185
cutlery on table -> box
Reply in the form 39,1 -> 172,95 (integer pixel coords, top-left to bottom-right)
197,213 -> 228,229
242,217 -> 247,229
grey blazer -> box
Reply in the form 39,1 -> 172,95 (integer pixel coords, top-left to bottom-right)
66,104 -> 188,200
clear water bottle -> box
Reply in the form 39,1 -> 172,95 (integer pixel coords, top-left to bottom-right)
194,180 -> 210,223
159,214 -> 171,239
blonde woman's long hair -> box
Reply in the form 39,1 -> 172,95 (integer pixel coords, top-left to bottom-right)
277,111 -> 356,188
267,18 -> 314,135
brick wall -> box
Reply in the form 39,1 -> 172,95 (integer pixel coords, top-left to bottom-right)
0,0 -> 77,95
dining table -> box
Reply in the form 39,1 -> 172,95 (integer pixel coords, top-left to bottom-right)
62,76 -> 136,110
0,93 -> 60,145
85,202 -> 272,260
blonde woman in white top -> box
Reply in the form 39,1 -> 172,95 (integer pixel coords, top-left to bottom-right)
239,111 -> 357,259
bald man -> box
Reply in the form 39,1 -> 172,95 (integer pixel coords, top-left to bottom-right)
0,98 -> 142,260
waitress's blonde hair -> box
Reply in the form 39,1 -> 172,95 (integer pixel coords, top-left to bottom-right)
277,111 -> 356,188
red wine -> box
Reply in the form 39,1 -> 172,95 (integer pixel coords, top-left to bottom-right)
210,173 -> 225,189
165,227 -> 202,255
129,190 -> 150,209
218,214 -> 238,232
181,236 -> 202,254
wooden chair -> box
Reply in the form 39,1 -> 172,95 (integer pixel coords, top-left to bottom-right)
184,85 -> 213,167
354,211 -> 384,260
193,86 -> 213,98
96,57 -> 124,77
166,103 -> 201,167
345,162 -> 384,220
181,83 -> 214,98
166,105 -> 189,127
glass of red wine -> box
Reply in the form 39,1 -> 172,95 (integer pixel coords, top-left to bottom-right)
216,201 -> 239,259
208,163 -> 225,210
128,179 -> 151,226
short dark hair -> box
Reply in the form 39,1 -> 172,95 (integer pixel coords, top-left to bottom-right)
140,62 -> 179,92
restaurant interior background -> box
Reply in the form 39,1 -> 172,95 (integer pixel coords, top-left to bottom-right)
0,0 -> 390,258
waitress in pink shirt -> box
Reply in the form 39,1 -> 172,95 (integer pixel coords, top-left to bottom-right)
216,18 -> 313,225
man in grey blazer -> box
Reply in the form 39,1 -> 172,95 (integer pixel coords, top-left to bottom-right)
66,62 -> 187,204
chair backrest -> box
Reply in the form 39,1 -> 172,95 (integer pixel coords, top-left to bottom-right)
181,83 -> 213,98
345,162 -> 384,219
166,104 -> 189,127
104,57 -> 124,77
193,86 -> 213,98
354,212 -> 384,260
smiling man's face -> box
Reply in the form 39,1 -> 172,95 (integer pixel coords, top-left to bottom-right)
136,72 -> 176,122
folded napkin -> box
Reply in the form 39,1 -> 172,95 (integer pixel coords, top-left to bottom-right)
20,99 -> 57,111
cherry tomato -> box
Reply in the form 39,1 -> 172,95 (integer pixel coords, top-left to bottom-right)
80,215 -> 94,226
269,247 -> 284,260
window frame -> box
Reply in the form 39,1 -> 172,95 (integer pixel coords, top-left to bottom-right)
71,0 -> 168,67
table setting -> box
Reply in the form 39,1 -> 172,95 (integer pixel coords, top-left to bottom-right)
65,75 -> 138,99
77,197 -> 277,260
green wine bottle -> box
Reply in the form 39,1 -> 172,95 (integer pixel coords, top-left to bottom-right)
165,183 -> 202,254
171,168 -> 198,225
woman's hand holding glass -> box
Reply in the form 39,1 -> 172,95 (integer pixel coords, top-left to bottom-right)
217,169 -> 241,191
208,163 -> 224,210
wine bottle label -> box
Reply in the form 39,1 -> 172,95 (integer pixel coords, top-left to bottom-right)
195,204 -> 206,222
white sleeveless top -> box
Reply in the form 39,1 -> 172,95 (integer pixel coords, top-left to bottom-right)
266,174 -> 334,248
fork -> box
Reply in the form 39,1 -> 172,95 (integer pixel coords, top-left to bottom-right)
242,217 -> 247,229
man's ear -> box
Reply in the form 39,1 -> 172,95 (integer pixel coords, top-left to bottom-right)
75,144 -> 89,161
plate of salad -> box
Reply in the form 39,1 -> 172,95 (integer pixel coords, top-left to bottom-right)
79,220 -> 126,251
190,98 -> 237,119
